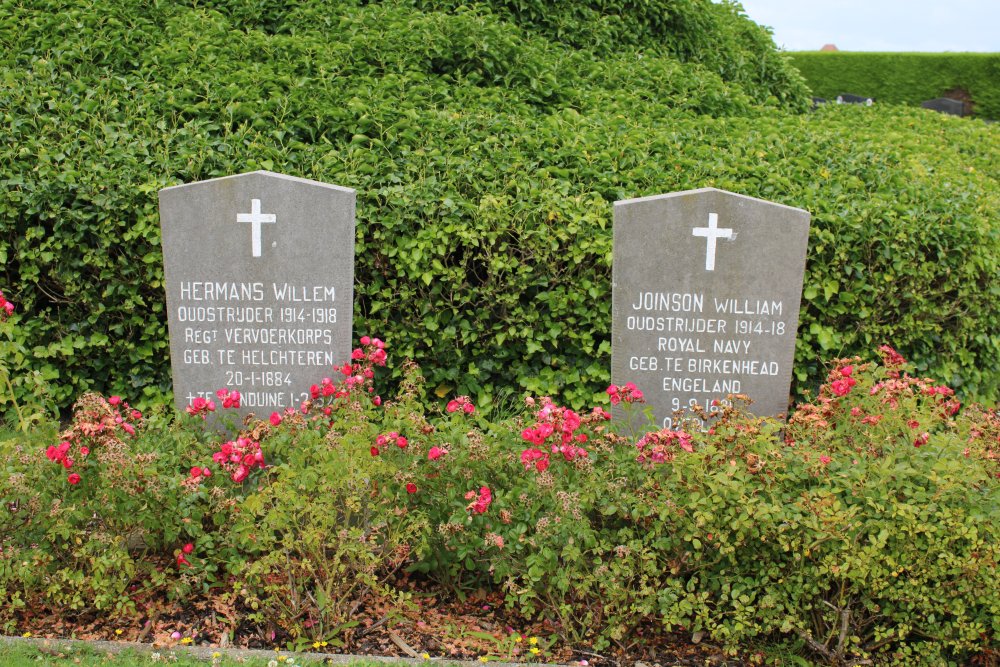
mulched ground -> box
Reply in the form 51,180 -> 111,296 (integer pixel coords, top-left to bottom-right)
10,573 -> 750,666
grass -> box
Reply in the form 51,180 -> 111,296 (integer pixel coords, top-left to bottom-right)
0,640 -> 400,667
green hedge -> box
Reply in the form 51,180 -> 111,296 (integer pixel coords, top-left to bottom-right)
790,52 -> 1000,119
403,0 -> 810,107
1,0 -> 998,419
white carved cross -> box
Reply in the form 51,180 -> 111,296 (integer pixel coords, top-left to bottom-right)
691,212 -> 733,271
236,198 -> 276,258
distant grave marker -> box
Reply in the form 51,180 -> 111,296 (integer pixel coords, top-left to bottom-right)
159,171 -> 356,418
921,98 -> 965,117
836,94 -> 874,106
612,188 -> 810,431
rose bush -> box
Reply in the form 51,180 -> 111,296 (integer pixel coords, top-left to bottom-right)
0,393 -> 235,619
1,333 -> 997,664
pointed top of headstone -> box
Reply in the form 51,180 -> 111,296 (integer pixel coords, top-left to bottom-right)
615,187 -> 808,214
159,170 -> 355,195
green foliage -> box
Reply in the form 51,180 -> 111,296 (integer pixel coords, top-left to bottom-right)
0,0 -> 997,420
0,340 -> 413,647
0,395 -> 228,620
2,341 -> 998,662
233,401 -> 426,647
400,353 -> 1000,664
790,52 -> 1000,119
0,301 -> 56,429
403,0 -> 810,107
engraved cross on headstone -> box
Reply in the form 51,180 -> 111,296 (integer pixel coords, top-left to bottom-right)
691,212 -> 733,271
236,198 -> 276,257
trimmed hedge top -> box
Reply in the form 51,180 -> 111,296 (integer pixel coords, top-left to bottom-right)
1,0 -> 998,417
790,51 -> 1000,119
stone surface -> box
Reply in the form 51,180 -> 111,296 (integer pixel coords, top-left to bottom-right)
921,97 -> 965,116
612,188 -> 810,431
159,171 -> 355,418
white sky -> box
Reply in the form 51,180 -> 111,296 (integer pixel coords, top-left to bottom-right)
732,0 -> 1000,52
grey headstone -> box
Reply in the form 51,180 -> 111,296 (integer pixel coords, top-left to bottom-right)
921,98 -> 965,116
159,171 -> 356,418
612,188 -> 810,431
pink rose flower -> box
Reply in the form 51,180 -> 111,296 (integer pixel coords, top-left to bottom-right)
830,379 -> 852,397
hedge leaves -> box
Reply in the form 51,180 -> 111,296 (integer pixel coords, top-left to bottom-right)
1,0 -> 997,415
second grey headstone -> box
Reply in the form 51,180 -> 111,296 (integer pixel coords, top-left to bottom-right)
612,188 -> 810,431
